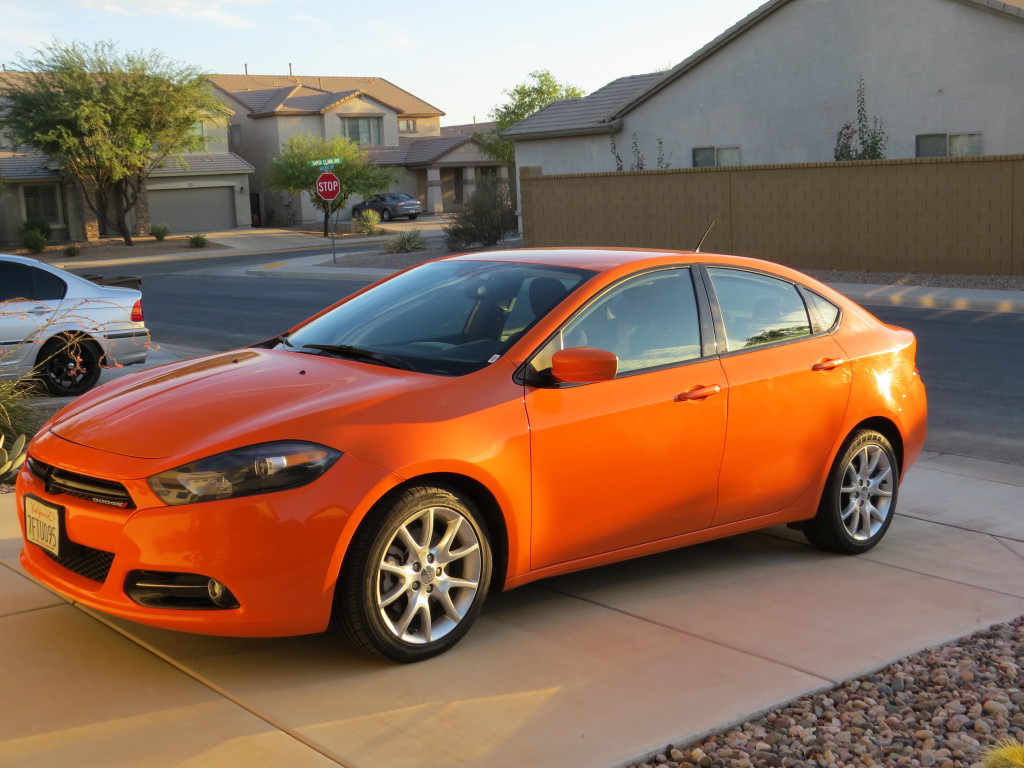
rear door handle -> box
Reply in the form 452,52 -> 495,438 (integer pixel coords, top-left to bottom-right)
675,384 -> 722,402
812,358 -> 846,371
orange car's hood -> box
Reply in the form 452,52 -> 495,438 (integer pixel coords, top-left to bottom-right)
47,348 -> 425,460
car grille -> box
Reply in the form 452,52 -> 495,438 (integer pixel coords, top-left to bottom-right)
43,545 -> 115,583
27,457 -> 135,509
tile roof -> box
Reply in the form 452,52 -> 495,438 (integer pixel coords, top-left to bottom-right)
365,136 -> 476,166
0,150 -> 61,181
208,74 -> 443,117
501,73 -> 665,140
149,153 -> 255,176
441,121 -> 497,137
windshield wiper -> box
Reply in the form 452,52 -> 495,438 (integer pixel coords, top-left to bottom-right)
301,344 -> 414,371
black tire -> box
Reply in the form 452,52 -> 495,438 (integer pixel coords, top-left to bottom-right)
351,207 -> 361,217
334,485 -> 492,662
36,336 -> 103,396
803,429 -> 899,554
407,213 -> 419,220
380,208 -> 393,222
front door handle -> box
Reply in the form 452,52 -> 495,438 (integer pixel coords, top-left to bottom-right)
812,358 -> 846,371
675,384 -> 722,402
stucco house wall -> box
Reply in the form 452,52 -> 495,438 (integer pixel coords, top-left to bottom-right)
511,0 -> 1024,178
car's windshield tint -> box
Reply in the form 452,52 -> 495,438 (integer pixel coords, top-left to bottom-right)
278,260 -> 594,376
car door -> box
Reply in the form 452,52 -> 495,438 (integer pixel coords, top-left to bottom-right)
523,267 -> 728,569
703,267 -> 852,526
0,261 -> 65,372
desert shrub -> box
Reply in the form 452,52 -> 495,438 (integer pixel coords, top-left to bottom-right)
151,223 -> 170,241
188,233 -> 208,248
984,739 -> 1024,768
21,228 -> 47,254
385,229 -> 428,253
0,371 -> 34,448
355,208 -> 383,235
20,219 -> 52,241
442,175 -> 516,251
63,244 -> 81,257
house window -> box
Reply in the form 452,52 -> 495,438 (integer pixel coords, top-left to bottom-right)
228,124 -> 242,150
190,121 -> 205,137
22,184 -> 63,226
916,133 -> 982,158
341,117 -> 382,146
398,119 -> 417,133
693,146 -> 741,168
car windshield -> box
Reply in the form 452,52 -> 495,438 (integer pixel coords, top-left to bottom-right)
277,260 -> 594,376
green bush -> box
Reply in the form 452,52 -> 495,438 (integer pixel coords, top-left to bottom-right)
188,233 -> 208,248
21,228 -> 47,254
20,219 -> 52,241
442,175 -> 517,251
63,244 -> 81,257
385,229 -> 428,253
355,208 -> 383,235
151,223 -> 170,241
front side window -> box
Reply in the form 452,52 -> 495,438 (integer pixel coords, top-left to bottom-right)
693,146 -> 741,168
341,117 -> 382,146
916,133 -> 982,158
22,184 -> 63,226
707,268 -> 812,352
530,268 -> 702,378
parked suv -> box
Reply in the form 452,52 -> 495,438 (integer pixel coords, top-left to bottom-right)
351,193 -> 422,221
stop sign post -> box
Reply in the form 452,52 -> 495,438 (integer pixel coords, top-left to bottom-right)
316,171 -> 340,201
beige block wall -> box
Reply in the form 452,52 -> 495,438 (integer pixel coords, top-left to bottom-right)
520,155 -> 1024,275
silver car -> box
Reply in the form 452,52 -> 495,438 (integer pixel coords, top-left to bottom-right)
0,254 -> 149,396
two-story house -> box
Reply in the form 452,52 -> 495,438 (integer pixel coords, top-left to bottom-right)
208,74 -> 505,226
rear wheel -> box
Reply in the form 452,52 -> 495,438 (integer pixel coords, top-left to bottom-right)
408,213 -> 419,220
36,336 -> 103,396
335,485 -> 492,662
804,429 -> 898,554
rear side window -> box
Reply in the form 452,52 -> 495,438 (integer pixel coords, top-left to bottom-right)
707,268 -> 812,352
0,263 -> 65,301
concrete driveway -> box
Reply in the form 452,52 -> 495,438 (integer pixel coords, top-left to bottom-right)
2,452 -> 1023,768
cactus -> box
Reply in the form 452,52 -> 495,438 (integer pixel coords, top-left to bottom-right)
0,434 -> 27,483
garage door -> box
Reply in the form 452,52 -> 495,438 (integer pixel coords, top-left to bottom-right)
148,187 -> 236,233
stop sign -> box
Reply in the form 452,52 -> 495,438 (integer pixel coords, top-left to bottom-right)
316,172 -> 341,201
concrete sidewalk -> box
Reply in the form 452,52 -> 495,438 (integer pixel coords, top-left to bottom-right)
1,453 -> 1022,767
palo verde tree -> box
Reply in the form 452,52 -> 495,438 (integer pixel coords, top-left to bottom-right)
264,134 -> 400,237
0,40 -> 231,245
475,70 -> 585,169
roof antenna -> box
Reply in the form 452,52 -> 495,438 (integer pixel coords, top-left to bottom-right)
693,221 -> 715,252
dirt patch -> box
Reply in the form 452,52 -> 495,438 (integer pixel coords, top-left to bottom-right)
9,235 -> 228,265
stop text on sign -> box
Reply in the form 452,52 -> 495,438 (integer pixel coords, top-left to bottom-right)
317,172 -> 341,201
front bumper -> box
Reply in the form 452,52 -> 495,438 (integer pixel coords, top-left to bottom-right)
16,449 -> 400,637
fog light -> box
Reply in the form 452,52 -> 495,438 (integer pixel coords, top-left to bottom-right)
208,579 -> 231,607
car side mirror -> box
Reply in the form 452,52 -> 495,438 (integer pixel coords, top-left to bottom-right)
551,347 -> 618,383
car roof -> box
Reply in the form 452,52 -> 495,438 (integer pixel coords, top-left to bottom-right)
445,247 -> 803,278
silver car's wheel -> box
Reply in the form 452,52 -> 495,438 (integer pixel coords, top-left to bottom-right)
336,485 -> 491,662
804,429 -> 899,554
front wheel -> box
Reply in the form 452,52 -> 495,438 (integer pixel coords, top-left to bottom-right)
380,208 -> 393,222
335,485 -> 492,662
36,336 -> 103,396
803,429 -> 899,554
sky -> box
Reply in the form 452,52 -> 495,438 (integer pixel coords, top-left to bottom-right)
1,0 -> 767,126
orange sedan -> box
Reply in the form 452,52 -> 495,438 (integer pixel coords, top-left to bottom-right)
16,249 -> 926,662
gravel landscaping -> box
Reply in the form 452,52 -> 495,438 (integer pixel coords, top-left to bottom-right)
627,617 -> 1024,768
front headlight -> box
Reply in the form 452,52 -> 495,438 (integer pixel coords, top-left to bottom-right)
148,441 -> 342,506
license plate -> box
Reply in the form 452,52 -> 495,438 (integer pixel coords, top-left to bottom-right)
25,496 -> 62,557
